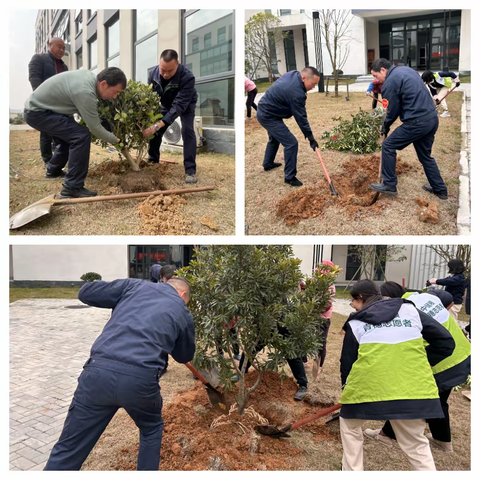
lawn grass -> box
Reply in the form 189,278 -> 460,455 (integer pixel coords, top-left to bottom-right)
253,77 -> 353,94
9,286 -> 81,303
459,74 -> 471,83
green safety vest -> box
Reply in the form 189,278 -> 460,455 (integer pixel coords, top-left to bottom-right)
340,303 -> 439,404
403,292 -> 471,376
433,73 -> 454,89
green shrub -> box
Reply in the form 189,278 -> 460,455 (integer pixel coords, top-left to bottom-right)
321,108 -> 383,154
80,272 -> 102,282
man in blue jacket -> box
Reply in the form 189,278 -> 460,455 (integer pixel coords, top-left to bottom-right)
143,49 -> 198,184
369,59 -> 448,200
257,67 -> 320,187
44,277 -> 195,471
28,37 -> 68,167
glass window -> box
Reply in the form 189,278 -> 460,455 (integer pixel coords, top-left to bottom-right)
135,33 -> 157,83
185,10 -> 234,79
76,49 -> 83,69
88,9 -> 97,20
107,20 -> 120,59
418,20 -> 430,29
432,18 -> 444,28
196,78 -> 234,126
89,37 -> 97,69
406,21 -> 417,30
406,31 -> 417,68
108,55 -> 120,68
380,31 -> 390,47
76,12 -> 83,35
135,10 -> 158,41
280,10 -> 292,16
392,31 -> 404,48
392,22 -> 404,31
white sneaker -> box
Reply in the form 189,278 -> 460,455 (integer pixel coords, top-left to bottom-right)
440,111 -> 451,118
364,428 -> 396,446
425,433 -> 453,452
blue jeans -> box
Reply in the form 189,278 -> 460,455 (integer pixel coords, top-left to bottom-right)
44,358 -> 164,471
25,109 -> 92,189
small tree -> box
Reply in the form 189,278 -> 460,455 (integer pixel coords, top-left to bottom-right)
426,245 -> 471,278
81,272 -> 102,282
86,80 -> 162,171
179,245 -> 340,415
245,13 -> 287,83
317,10 -> 354,97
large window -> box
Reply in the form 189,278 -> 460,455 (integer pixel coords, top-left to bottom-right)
134,10 -> 158,83
196,77 -> 234,126
76,48 -> 83,69
89,36 -> 97,71
106,17 -> 120,67
75,10 -> 83,35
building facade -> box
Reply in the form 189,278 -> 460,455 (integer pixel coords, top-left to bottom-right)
34,9 -> 235,153
245,9 -> 470,79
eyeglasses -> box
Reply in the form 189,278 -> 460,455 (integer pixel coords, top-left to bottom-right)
349,301 -> 354,308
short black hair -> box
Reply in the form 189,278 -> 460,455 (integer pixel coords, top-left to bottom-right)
371,58 -> 392,72
350,279 -> 383,308
97,67 -> 127,89
160,49 -> 179,63
447,259 -> 465,274
167,277 -> 190,297
380,281 -> 405,298
160,265 -> 176,282
302,66 -> 321,77
421,71 -> 435,84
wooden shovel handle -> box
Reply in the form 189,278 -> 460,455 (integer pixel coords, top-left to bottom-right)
290,403 -> 342,430
53,186 -> 215,205
185,362 -> 209,386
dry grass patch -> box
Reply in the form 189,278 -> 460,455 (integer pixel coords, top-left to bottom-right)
245,92 -> 463,235
9,131 -> 235,235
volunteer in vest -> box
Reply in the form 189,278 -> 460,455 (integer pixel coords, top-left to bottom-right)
143,49 -> 198,184
422,70 -> 460,118
256,67 -> 320,187
339,279 -> 454,471
245,77 -> 258,120
28,37 -> 68,167
365,282 -> 470,454
369,58 -> 448,200
428,259 -> 467,324
44,277 -> 195,471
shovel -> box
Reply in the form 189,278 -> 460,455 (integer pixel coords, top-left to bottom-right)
311,355 -> 321,381
435,83 -> 459,107
185,362 -> 229,414
370,133 -> 388,205
9,186 -> 215,230
255,402 -> 341,438
315,148 -> 340,197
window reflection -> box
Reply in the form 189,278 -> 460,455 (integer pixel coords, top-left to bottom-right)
196,78 -> 234,126
135,33 -> 157,83
136,10 -> 158,41
89,38 -> 97,69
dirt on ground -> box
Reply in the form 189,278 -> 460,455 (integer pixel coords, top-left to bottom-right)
9,133 -> 235,235
245,92 -> 463,235
81,312 -> 471,471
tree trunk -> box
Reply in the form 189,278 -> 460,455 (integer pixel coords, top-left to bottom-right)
121,147 -> 140,171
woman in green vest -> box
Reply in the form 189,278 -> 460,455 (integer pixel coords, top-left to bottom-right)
365,282 -> 470,454
422,70 -> 460,118
340,280 -> 454,470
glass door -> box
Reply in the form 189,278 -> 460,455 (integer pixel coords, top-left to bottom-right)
283,30 -> 297,72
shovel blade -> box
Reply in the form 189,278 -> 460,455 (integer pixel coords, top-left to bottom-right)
205,385 -> 229,414
9,194 -> 57,229
254,424 -> 292,438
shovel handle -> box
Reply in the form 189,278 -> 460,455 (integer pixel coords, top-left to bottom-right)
185,362 -> 209,386
53,186 -> 215,205
290,403 -> 342,431
435,84 -> 458,108
315,148 -> 333,184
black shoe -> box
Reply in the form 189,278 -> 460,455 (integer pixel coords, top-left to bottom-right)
59,186 -> 98,198
147,158 -> 159,164
422,184 -> 448,200
264,162 -> 282,171
294,385 -> 308,401
370,183 -> 397,196
45,169 -> 66,179
285,177 -> 303,187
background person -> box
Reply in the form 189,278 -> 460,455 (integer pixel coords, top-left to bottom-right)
44,277 -> 195,471
144,49 -> 198,184
422,70 -> 460,118
245,77 -> 258,120
28,37 -> 68,167
365,78 -> 384,110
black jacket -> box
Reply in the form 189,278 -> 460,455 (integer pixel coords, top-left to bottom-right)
28,52 -> 68,91
258,70 -> 313,139
148,64 -> 197,126
382,65 -> 437,129
436,273 -> 466,304
427,71 -> 457,96
79,279 -> 195,371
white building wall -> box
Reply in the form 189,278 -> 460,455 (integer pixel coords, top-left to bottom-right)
293,28 -> 306,69
459,10 -> 471,72
12,246 -> 129,282
292,245 -> 314,277
365,19 -> 380,66
119,10 -> 134,79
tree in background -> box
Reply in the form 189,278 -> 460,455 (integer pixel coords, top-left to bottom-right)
426,245 -> 471,277
179,245 -> 340,415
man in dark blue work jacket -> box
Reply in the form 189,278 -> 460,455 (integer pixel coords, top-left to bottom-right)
143,49 -> 198,184
257,67 -> 321,187
44,277 -> 195,471
369,58 -> 448,200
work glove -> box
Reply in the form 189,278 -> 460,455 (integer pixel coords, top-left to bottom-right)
381,123 -> 390,137
365,91 -> 371,96
454,78 -> 461,87
309,137 -> 319,151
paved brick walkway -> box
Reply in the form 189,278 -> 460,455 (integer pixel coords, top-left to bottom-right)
9,299 -> 110,471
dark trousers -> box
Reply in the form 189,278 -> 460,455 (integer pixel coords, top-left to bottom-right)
238,325 -> 307,387
382,388 -> 452,443
318,318 -> 331,368
44,358 -> 164,471
257,107 -> 298,181
39,131 -> 54,163
148,106 -> 197,175
25,109 -> 91,189
246,88 -> 258,118
381,114 -> 447,194
372,92 -> 379,109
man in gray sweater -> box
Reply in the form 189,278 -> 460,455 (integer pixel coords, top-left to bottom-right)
24,67 -> 126,198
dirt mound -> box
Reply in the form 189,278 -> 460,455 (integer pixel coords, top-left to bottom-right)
138,195 -> 192,235
112,371 -> 337,471
276,154 -> 416,225
118,172 -> 163,193
89,159 -> 128,176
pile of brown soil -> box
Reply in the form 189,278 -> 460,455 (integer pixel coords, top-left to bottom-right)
89,159 -> 129,176
112,371 -> 337,471
137,194 -> 192,235
276,154 -> 416,225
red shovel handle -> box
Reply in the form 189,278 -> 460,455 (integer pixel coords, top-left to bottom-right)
290,403 -> 342,430
315,148 -> 333,184
435,84 -> 458,107
185,362 -> 209,386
